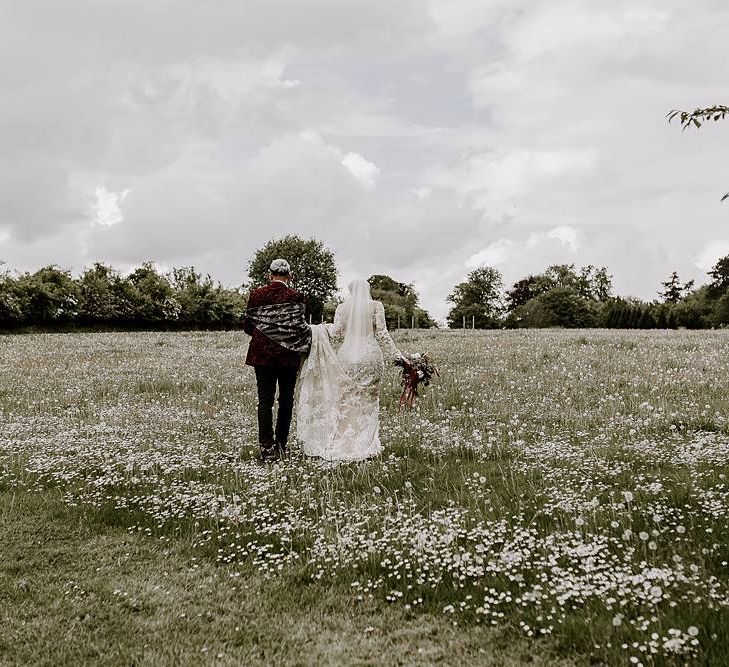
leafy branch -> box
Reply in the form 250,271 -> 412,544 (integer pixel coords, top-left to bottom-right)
667,105 -> 728,201
667,105 -> 729,130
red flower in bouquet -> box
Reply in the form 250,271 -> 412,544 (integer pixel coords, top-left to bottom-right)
395,353 -> 438,410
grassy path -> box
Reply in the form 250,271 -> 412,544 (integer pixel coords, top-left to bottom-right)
0,492 -> 578,666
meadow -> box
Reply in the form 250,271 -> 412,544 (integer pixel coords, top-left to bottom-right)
1,329 -> 728,666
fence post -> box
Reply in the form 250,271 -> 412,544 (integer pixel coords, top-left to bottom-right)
472,315 -> 475,330
462,315 -> 466,331
397,315 -> 400,330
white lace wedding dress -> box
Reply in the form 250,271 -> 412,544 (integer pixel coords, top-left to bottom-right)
297,279 -> 405,461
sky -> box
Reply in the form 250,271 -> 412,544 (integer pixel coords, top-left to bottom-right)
1,0 -> 728,321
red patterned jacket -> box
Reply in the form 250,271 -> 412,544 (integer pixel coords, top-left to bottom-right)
242,281 -> 307,368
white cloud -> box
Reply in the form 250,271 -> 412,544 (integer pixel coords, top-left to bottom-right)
91,186 -> 129,228
341,152 -> 380,190
466,239 -> 514,269
694,240 -> 729,272
428,149 -> 598,219
539,226 -> 581,253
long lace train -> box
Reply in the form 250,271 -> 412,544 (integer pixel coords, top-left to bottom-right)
296,291 -> 404,462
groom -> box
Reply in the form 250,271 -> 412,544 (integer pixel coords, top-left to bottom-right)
242,259 -> 311,463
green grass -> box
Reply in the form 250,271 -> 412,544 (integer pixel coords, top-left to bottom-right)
0,492 -> 577,666
1,329 -> 729,665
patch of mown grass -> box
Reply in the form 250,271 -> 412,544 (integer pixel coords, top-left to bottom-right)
0,491 -> 579,667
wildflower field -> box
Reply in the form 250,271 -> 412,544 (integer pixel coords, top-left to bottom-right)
1,329 -> 728,666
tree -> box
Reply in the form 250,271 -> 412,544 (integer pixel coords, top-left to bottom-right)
368,275 -> 417,301
14,266 -> 80,325
673,292 -> 710,329
206,287 -> 248,328
127,262 -> 179,324
367,274 -> 436,328
247,235 -> 338,321
708,254 -> 729,297
543,263 -> 613,301
637,305 -> 657,329
77,263 -> 135,325
0,265 -> 23,326
507,289 -> 592,328
505,274 -> 554,311
446,267 -> 504,329
659,271 -> 694,303
170,266 -> 216,326
525,288 -> 595,328
505,264 -> 612,313
603,298 -> 624,328
578,265 -> 613,301
668,105 -> 728,201
712,291 -> 729,327
170,266 -> 246,328
544,264 -> 580,290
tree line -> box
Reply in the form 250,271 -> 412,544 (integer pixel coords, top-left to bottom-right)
0,235 -> 436,332
3,235 -> 729,331
0,261 -> 249,331
446,257 -> 729,329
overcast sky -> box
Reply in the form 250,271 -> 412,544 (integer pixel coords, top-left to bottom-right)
1,0 -> 727,320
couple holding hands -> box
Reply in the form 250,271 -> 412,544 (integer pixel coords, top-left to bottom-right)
243,259 -> 409,463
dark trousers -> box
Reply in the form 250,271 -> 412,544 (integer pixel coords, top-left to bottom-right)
254,365 -> 299,447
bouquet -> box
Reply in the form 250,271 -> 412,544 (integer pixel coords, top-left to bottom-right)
395,352 -> 439,410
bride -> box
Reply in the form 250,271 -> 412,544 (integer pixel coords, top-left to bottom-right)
296,279 -> 408,461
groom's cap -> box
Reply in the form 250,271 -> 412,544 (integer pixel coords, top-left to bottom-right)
269,258 -> 291,276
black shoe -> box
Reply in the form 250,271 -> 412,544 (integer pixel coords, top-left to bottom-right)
275,442 -> 288,458
260,444 -> 277,464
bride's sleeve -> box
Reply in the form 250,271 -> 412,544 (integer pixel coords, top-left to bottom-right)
374,301 -> 406,362
326,304 -> 345,346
